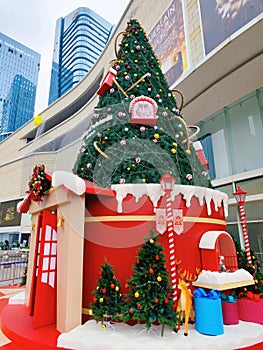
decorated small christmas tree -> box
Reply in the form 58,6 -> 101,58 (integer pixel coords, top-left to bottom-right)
90,258 -> 123,328
234,239 -> 263,295
122,232 -> 179,336
73,18 -> 211,188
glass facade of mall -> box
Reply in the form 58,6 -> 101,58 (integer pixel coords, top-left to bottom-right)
0,33 -> 40,142
197,88 -> 263,257
48,7 -> 113,105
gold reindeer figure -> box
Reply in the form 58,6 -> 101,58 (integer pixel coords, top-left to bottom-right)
174,260 -> 201,336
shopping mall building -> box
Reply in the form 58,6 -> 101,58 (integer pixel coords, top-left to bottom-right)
0,0 -> 262,257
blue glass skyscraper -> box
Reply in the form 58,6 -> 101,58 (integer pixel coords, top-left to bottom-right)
48,7 -> 113,105
0,33 -> 40,141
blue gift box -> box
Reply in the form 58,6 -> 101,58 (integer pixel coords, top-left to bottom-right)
193,288 -> 224,336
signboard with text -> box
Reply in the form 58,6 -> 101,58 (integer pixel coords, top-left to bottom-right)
0,199 -> 21,227
148,0 -> 188,88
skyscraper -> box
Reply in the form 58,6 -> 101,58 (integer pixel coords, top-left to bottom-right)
0,33 -> 40,141
48,7 -> 114,105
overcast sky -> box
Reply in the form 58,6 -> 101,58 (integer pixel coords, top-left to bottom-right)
0,0 -> 130,113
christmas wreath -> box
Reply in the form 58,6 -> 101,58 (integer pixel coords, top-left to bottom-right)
27,164 -> 51,202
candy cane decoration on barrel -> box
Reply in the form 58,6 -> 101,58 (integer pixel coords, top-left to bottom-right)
158,172 -> 178,301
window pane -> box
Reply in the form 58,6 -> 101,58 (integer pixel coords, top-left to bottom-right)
51,243 -> 57,255
226,206 -> 238,222
215,184 -> 234,198
246,222 -> 263,252
49,271 -> 55,288
236,177 -> 263,196
52,229 -> 57,241
41,272 -> 48,283
242,202 -> 263,221
44,243 -> 50,256
198,110 -> 231,179
45,226 -> 51,240
212,129 -> 231,178
50,257 -> 56,270
228,94 -> 263,173
43,257 -> 49,271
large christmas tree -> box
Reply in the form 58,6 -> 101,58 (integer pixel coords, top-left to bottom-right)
73,19 -> 211,188
122,233 -> 179,336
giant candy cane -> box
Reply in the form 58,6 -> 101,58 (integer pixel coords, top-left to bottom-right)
239,203 -> 252,264
165,192 -> 178,301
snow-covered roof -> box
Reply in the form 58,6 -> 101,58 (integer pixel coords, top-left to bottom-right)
193,269 -> 254,291
17,171 -> 115,213
111,183 -> 228,215
199,231 -> 231,250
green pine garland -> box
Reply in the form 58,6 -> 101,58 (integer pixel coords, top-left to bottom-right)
27,164 -> 51,202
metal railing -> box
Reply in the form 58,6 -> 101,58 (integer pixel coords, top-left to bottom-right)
0,250 -> 29,286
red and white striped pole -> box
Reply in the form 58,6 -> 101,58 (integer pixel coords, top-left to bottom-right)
165,193 -> 177,301
233,186 -> 252,264
239,203 -> 252,264
159,172 -> 177,302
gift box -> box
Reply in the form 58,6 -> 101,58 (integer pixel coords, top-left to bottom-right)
238,298 -> 263,325
193,288 -> 224,336
221,293 -> 239,325
222,302 -> 239,325
97,68 -> 117,96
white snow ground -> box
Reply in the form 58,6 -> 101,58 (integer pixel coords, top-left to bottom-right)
57,319 -> 263,350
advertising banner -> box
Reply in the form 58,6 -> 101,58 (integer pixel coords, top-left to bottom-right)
199,0 -> 263,55
148,0 -> 188,88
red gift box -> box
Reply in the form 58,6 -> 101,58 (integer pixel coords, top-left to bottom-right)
238,298 -> 263,325
97,68 -> 117,96
222,301 -> 239,325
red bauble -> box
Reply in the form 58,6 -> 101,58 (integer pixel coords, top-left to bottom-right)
149,268 -> 154,275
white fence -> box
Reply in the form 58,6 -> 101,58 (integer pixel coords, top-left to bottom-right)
0,250 -> 28,286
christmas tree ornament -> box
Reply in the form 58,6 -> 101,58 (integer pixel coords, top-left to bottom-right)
33,115 -> 43,126
134,291 -> 139,298
97,68 -> 117,96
